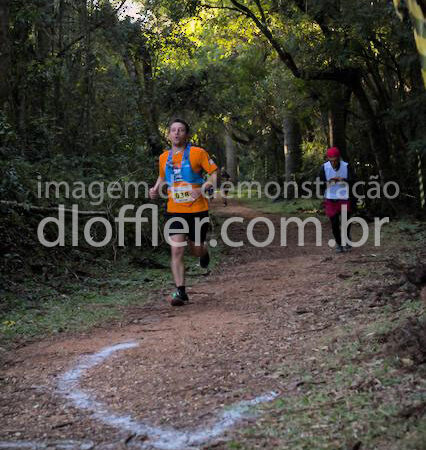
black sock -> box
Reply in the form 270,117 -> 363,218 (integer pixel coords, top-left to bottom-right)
177,286 -> 186,296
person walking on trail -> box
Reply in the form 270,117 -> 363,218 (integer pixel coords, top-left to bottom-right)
220,166 -> 231,206
149,119 -> 218,306
318,147 -> 356,253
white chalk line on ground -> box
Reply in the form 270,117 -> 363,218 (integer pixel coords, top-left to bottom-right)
0,440 -> 94,449
0,342 -> 278,450
55,341 -> 279,450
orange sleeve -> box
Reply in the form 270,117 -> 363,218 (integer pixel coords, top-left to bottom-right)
197,148 -> 218,175
159,152 -> 167,178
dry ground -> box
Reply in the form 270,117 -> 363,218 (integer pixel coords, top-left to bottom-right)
1,200 -> 424,450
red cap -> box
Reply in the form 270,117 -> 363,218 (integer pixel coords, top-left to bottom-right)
326,147 -> 340,158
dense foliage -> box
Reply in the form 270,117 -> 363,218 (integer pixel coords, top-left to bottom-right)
0,0 -> 425,277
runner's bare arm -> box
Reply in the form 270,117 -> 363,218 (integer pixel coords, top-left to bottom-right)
190,170 -> 218,200
149,176 -> 165,199
203,170 -> 218,191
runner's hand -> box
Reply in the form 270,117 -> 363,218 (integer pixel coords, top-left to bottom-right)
149,187 -> 159,199
190,188 -> 202,201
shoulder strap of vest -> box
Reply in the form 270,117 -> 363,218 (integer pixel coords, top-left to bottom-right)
166,149 -> 173,166
183,142 -> 191,162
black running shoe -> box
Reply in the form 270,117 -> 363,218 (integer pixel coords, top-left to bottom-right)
200,251 -> 210,269
170,290 -> 189,306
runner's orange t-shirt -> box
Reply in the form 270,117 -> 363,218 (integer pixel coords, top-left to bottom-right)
159,146 -> 218,213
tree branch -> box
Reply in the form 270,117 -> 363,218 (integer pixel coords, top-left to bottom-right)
228,0 -> 302,77
229,126 -> 253,144
253,0 -> 267,24
200,3 -> 251,17
201,1 -> 359,86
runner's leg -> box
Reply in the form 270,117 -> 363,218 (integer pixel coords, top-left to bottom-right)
330,214 -> 341,245
188,240 -> 208,257
170,234 -> 186,288
188,214 -> 210,268
343,212 -> 352,251
223,189 -> 228,206
330,213 -> 343,252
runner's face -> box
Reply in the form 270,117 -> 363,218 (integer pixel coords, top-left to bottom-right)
169,123 -> 188,147
328,156 -> 339,169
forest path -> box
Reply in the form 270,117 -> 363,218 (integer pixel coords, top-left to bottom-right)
0,200 -> 384,450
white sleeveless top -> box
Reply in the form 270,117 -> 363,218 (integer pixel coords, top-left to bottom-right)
324,160 -> 349,200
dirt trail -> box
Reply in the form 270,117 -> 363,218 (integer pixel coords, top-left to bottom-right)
0,201 -> 385,449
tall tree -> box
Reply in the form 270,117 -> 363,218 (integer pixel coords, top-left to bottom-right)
0,0 -> 10,108
225,129 -> 238,182
327,85 -> 351,159
283,115 -> 302,185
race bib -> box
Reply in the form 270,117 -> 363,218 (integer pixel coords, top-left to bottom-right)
171,185 -> 193,203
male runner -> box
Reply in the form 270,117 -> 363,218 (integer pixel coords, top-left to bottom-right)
149,119 -> 218,306
319,147 -> 355,253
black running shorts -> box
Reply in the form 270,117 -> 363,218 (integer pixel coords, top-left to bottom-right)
164,211 -> 210,243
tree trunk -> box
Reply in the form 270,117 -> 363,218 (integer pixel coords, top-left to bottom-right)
18,90 -> 26,150
34,0 -> 54,141
80,0 -> 94,154
225,130 -> 238,183
0,0 -> 10,108
351,76 -> 393,181
283,115 -> 302,183
136,39 -> 163,156
268,129 -> 284,183
54,0 -> 65,144
328,85 -> 351,159
104,13 -> 163,156
36,1 -> 52,61
121,39 -> 163,156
